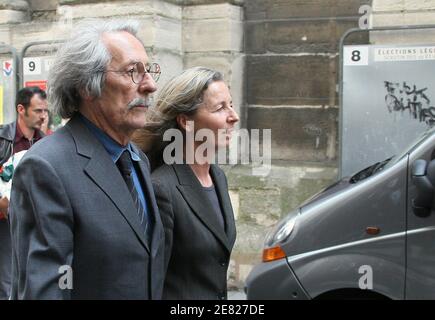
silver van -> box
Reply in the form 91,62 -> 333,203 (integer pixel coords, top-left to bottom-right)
245,127 -> 435,299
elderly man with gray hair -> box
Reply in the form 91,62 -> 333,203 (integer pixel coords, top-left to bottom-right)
8,19 -> 165,299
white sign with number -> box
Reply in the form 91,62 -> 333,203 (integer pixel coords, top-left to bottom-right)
23,57 -> 42,75
44,58 -> 53,73
343,46 -> 369,66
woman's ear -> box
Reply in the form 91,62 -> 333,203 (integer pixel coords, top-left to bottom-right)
176,114 -> 193,132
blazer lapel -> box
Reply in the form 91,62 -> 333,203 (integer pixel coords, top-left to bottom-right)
210,165 -> 237,250
67,116 -> 150,252
173,164 -> 232,253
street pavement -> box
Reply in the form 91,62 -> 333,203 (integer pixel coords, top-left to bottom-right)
228,289 -> 246,300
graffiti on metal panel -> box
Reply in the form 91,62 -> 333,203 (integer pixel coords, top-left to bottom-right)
384,81 -> 435,126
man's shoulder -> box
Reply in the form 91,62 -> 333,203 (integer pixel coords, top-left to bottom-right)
23,126 -> 73,160
151,164 -> 181,186
0,121 -> 15,141
152,163 -> 174,176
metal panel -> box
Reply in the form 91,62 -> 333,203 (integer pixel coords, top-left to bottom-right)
20,40 -> 64,90
0,44 -> 19,124
339,26 -> 435,178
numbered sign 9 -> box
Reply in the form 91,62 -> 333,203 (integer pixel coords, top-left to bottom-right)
343,46 -> 369,66
23,57 -> 42,75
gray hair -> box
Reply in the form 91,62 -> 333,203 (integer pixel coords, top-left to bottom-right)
133,66 -> 223,169
48,19 -> 141,119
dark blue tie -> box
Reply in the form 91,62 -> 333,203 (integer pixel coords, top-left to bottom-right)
116,150 -> 150,243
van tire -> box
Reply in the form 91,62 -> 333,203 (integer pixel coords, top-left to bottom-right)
314,289 -> 390,300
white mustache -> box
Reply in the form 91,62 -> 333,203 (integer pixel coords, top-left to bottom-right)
127,97 -> 152,110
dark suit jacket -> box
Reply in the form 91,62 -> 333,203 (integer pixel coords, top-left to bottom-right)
151,164 -> 236,300
8,115 -> 165,299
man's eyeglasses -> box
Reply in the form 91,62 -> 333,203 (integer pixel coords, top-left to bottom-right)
105,62 -> 161,84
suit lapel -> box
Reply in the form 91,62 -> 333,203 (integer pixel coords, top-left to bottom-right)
67,116 -> 150,252
210,165 -> 236,250
173,164 -> 232,253
133,143 -> 164,257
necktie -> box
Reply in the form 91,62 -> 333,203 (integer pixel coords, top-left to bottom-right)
116,150 -> 150,243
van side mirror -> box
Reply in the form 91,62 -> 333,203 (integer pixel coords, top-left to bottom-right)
411,159 -> 435,217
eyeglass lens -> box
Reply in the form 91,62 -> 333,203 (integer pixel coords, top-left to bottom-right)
133,62 -> 161,83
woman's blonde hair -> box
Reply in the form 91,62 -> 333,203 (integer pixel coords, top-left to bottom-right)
133,66 -> 223,169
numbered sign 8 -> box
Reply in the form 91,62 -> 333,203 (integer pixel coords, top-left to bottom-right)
343,46 -> 369,66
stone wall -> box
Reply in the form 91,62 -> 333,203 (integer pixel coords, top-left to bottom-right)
245,0 -> 371,162
371,0 -> 435,44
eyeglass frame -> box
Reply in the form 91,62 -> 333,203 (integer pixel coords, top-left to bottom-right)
103,62 -> 161,84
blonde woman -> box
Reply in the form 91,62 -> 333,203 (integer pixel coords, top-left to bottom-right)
134,67 -> 239,299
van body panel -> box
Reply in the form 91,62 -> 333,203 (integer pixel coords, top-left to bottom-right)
246,129 -> 435,300
245,259 -> 310,300
406,133 -> 435,299
288,234 -> 406,299
283,156 -> 408,258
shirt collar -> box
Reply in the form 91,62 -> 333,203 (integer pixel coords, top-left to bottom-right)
14,122 -> 43,143
79,113 -> 141,163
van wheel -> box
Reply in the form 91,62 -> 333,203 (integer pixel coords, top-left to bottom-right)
314,289 -> 390,300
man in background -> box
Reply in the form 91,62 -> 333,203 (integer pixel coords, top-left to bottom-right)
0,86 -> 48,299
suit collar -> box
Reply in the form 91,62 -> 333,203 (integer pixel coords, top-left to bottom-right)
66,115 -> 151,252
172,164 -> 236,252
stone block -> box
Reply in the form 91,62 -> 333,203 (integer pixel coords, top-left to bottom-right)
183,18 -> 243,52
183,3 -> 243,53
0,9 -> 29,24
183,2 -> 242,20
237,264 -> 254,284
28,0 -> 58,11
0,25 -> 12,44
238,188 -> 281,226
246,55 -> 336,106
232,223 -> 270,256
137,15 -> 182,53
0,0 -> 28,11
369,27 -> 435,46
228,190 -> 239,220
372,0 -> 435,12
245,21 -> 265,54
181,0 -> 243,6
372,11 -> 435,28
246,19 -> 361,54
7,21 -> 60,50
247,106 -> 338,161
372,0 -> 404,12
245,0 -> 371,20
406,0 -> 435,10
59,0 -> 181,20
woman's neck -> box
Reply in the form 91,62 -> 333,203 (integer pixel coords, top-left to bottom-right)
189,163 -> 213,187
